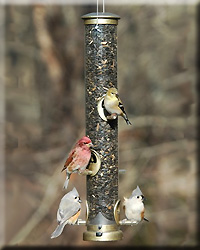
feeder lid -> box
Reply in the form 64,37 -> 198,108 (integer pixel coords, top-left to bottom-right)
82,12 -> 120,19
82,12 -> 120,25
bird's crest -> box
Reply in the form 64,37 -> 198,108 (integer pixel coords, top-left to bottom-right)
130,185 -> 143,198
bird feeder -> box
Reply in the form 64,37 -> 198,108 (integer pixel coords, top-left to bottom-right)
82,12 -> 122,241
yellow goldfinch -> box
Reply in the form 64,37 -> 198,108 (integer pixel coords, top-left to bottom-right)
103,87 -> 132,125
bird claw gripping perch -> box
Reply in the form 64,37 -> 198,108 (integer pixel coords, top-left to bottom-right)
107,113 -> 118,120
119,219 -> 138,226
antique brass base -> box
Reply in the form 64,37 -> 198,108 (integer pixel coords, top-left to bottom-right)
83,224 -> 123,241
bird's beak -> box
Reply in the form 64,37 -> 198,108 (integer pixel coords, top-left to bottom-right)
87,142 -> 94,148
79,198 -> 82,203
142,195 -> 147,202
115,93 -> 119,98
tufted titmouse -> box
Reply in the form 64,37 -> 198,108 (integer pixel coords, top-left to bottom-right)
51,187 -> 82,239
123,185 -> 149,224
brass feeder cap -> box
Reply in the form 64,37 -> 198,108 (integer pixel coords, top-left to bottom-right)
82,12 -> 120,25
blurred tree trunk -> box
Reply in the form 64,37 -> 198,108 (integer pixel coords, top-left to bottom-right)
33,5 -> 84,134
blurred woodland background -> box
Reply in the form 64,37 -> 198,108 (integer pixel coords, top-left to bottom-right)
3,2 -> 198,247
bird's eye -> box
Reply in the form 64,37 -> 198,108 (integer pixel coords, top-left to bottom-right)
137,196 -> 140,199
75,196 -> 78,199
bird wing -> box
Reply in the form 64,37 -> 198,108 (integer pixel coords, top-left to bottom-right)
118,101 -> 127,114
58,200 -> 80,224
117,96 -> 132,125
116,92 -> 129,117
67,209 -> 81,225
61,147 -> 76,172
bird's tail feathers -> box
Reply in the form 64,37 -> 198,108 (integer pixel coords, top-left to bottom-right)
119,102 -> 132,125
126,118 -> 132,125
63,173 -> 70,189
123,114 -> 132,125
51,223 -> 66,239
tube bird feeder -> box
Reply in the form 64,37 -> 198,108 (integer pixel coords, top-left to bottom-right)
82,12 -> 122,241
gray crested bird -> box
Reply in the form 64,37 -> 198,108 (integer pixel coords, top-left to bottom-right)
51,187 -> 82,239
123,186 -> 149,223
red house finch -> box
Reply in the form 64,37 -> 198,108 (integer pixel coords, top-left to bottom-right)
61,136 -> 93,189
